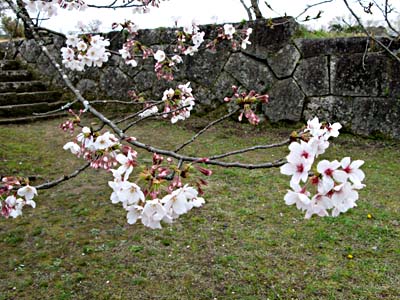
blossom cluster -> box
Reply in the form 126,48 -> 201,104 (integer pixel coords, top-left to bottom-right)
63,126 -> 121,169
132,0 -> 168,13
63,126 -> 207,228
207,24 -> 253,51
108,150 -> 208,228
174,20 -> 206,56
224,85 -> 269,125
109,177 -> 205,229
129,82 -> 195,122
153,49 -> 183,81
61,34 -> 111,71
0,177 -> 37,219
280,117 -> 366,218
23,0 -> 87,17
161,82 -> 196,123
115,21 -> 152,68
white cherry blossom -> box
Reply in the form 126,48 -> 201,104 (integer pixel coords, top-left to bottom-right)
154,50 -> 166,62
223,24 -> 236,38
17,185 -> 38,201
141,199 -> 168,229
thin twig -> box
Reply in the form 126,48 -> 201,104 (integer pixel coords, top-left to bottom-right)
239,0 -> 253,21
209,139 -> 290,160
122,103 -> 192,132
33,101 -> 77,116
90,99 -> 138,105
295,0 -> 334,20
362,37 -> 370,71
115,100 -> 163,124
174,108 -> 240,153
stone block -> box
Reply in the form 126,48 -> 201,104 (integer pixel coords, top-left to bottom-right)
352,97 -> 400,139
243,17 -> 299,60
294,37 -> 368,58
303,96 -> 353,127
99,67 -> 131,99
212,72 -> 239,104
224,52 -> 275,93
331,53 -> 388,97
304,96 -> 400,139
19,39 -> 42,63
263,78 -> 305,122
294,56 -> 329,96
182,48 -> 231,86
267,44 -> 300,78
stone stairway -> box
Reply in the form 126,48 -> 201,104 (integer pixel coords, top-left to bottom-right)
0,50 -> 66,124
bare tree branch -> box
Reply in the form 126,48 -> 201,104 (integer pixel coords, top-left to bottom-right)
239,0 -> 253,21
295,0 -> 334,20
250,0 -> 264,19
371,0 -> 399,36
343,0 -> 400,64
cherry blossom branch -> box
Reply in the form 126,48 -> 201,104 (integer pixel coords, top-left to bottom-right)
115,100 -> 164,125
122,103 -> 192,132
87,0 -> 165,9
87,1 -> 145,9
90,99 -> 141,105
174,108 -> 240,153
7,0 -> 288,171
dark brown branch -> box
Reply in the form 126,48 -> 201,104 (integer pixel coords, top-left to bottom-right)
34,163 -> 90,190
87,0 -> 158,9
371,0 -> 399,36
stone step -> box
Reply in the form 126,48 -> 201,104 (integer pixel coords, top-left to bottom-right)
0,70 -> 32,82
0,60 -> 20,70
0,91 -> 62,106
0,112 -> 67,124
0,101 -> 66,117
0,81 -> 46,93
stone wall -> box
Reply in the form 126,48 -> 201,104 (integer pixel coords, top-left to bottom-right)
2,17 -> 400,139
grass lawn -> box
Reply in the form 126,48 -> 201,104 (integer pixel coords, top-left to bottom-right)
0,115 -> 399,300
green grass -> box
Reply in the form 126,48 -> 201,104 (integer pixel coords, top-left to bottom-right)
0,116 -> 399,300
